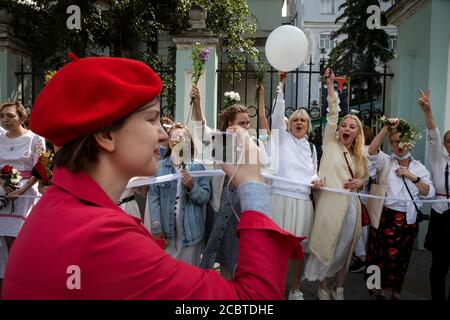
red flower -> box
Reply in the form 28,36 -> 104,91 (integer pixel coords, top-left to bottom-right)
1,165 -> 13,175
384,228 -> 395,237
388,247 -> 398,256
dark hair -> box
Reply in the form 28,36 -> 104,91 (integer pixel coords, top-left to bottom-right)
54,115 -> 130,172
444,130 -> 450,141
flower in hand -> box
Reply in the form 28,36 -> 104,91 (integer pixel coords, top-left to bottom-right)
1,165 -> 22,190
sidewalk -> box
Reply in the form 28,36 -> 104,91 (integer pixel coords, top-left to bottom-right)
286,249 -> 449,300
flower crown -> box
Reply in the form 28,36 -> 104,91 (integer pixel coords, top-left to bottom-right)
378,116 -> 422,148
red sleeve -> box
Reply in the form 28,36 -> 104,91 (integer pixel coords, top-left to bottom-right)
74,210 -> 303,300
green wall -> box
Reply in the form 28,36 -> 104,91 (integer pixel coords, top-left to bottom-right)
389,0 -> 450,249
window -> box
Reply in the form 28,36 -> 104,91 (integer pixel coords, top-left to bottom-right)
389,35 -> 398,50
320,33 -> 334,50
321,0 -> 335,14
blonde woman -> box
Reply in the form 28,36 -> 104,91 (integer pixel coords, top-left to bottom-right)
304,68 -> 369,300
270,72 -> 321,300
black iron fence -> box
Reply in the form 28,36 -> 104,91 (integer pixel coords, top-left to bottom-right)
216,52 -> 394,153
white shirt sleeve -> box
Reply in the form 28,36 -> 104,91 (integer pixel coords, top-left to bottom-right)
271,85 -> 286,131
366,149 -> 390,172
426,127 -> 442,164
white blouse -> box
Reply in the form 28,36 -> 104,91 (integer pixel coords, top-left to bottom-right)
426,127 -> 450,213
0,130 -> 45,174
368,151 -> 435,224
270,89 -> 318,200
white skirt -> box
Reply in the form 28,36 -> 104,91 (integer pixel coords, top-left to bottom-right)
271,193 -> 314,251
303,197 -> 358,281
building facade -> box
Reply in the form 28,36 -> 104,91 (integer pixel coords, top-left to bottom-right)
283,0 -> 397,114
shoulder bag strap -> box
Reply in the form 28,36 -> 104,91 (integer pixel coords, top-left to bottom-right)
445,163 -> 449,210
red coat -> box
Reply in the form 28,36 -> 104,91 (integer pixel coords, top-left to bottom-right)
2,167 -> 303,300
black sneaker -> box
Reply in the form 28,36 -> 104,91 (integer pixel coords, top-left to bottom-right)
349,258 -> 366,273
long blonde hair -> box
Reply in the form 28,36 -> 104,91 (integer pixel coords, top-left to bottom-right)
339,115 -> 368,179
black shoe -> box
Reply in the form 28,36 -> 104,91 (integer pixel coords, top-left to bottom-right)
349,258 -> 366,273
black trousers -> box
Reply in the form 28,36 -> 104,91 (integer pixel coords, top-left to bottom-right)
428,208 -> 450,301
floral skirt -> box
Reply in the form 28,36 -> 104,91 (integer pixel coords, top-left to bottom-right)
365,206 -> 418,293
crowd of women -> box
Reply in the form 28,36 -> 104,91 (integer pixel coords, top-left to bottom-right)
0,65 -> 449,301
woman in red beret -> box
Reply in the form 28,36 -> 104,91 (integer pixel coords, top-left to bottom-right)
1,55 -> 302,299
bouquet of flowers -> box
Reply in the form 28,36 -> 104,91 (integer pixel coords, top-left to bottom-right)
1,165 -> 22,189
224,91 -> 240,108
378,116 -> 423,148
255,59 -> 268,103
190,42 -> 210,86
187,43 -> 210,122
34,150 -> 54,186
44,70 -> 57,84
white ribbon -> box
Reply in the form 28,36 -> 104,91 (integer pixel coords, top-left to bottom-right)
262,173 -> 450,204
5,170 -> 450,204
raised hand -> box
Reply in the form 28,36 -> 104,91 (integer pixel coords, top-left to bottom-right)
256,83 -> 265,93
418,88 -> 431,113
190,85 -> 200,102
325,68 -> 335,83
279,71 -> 287,84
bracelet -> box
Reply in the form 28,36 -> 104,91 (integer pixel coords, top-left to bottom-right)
412,176 -> 421,184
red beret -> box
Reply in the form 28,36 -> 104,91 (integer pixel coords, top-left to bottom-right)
30,54 -> 162,146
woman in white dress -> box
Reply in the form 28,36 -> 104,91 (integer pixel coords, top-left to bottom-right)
304,69 -> 369,300
0,101 -> 45,289
270,72 -> 321,300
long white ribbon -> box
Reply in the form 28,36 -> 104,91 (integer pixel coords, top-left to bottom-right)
4,170 -> 450,204
262,173 -> 450,204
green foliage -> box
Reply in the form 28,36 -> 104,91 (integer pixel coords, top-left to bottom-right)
327,0 -> 394,75
378,116 -> 423,148
190,42 -> 210,85
3,0 -> 109,71
175,0 -> 258,81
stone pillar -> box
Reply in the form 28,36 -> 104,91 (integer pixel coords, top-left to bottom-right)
0,8 -> 32,105
171,4 -> 220,127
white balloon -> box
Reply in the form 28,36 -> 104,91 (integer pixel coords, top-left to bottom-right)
265,25 -> 309,72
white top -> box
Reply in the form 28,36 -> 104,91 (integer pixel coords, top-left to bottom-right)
367,151 -> 435,224
426,127 -> 450,213
270,89 -> 318,200
0,130 -> 45,173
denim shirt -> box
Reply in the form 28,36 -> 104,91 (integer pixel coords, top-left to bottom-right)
148,157 -> 212,247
